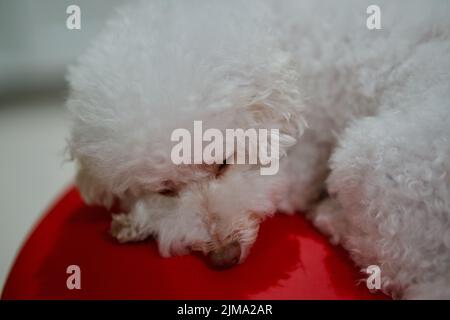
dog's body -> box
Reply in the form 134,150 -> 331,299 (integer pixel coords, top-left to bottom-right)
68,0 -> 450,298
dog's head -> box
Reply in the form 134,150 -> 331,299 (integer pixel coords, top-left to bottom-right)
72,99 -> 303,268
142,160 -> 290,268
67,8 -> 304,266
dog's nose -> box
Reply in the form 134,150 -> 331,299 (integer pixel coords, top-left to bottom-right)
207,241 -> 241,269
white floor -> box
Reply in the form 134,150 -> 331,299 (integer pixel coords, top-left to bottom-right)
0,93 -> 74,292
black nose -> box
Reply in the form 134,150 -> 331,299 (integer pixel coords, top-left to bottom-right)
207,241 -> 241,269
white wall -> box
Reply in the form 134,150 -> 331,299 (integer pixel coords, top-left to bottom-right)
0,0 -> 126,96
0,0 -> 130,292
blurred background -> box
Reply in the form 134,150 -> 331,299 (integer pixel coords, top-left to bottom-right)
0,0 -> 126,290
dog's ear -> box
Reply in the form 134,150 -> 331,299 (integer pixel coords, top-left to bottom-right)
237,102 -> 304,156
203,49 -> 305,162
75,163 -> 116,209
236,48 -> 305,155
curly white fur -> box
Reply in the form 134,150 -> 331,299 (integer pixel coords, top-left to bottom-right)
67,0 -> 450,298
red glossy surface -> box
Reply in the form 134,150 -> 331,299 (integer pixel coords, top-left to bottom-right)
2,187 -> 386,299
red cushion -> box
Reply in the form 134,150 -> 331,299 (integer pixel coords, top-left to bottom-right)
2,187 -> 386,299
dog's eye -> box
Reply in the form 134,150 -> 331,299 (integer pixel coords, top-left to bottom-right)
216,162 -> 229,177
158,189 -> 178,197
158,180 -> 178,197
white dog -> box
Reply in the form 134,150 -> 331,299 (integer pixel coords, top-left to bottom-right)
67,0 -> 450,299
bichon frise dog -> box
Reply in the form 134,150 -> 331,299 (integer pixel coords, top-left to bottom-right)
67,0 -> 450,299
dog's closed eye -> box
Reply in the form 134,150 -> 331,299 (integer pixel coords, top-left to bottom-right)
216,162 -> 229,177
158,188 -> 178,197
157,180 -> 179,197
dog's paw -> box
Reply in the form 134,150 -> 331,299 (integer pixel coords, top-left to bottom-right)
110,213 -> 149,243
308,198 -> 346,245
